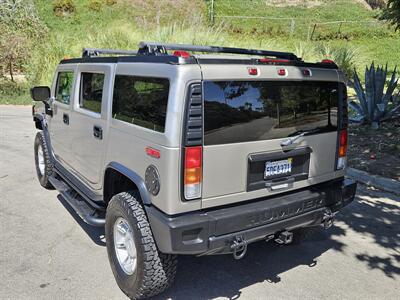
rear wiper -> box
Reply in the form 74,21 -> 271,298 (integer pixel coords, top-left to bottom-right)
280,129 -> 319,147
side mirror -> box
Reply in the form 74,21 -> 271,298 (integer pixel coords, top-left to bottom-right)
30,86 -> 50,102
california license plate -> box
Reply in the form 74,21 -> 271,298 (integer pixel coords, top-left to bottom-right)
264,158 -> 293,178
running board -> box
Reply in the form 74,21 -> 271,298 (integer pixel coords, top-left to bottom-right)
49,176 -> 105,227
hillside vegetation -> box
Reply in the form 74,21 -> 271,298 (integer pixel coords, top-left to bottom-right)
0,0 -> 399,104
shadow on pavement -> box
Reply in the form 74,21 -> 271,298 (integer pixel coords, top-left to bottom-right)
57,194 -> 106,247
333,186 -> 400,279
56,184 -> 399,299
155,229 -> 344,300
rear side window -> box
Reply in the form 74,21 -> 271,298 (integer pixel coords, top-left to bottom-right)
204,81 -> 342,145
55,72 -> 74,105
112,75 -> 169,133
80,72 -> 105,114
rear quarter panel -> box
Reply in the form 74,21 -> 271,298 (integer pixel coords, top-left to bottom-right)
104,63 -> 202,215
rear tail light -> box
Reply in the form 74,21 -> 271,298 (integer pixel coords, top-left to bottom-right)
337,129 -> 348,170
184,146 -> 202,199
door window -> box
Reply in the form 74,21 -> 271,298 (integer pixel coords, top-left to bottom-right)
55,72 -> 74,105
79,72 -> 105,114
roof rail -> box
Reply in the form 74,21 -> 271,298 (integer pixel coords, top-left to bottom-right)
82,48 -> 137,58
138,41 -> 300,61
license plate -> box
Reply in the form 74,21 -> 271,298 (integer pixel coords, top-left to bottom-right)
264,158 -> 293,178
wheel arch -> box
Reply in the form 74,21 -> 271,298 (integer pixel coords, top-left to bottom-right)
33,113 -> 44,130
103,162 -> 151,206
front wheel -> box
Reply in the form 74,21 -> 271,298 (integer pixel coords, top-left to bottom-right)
105,191 -> 177,299
34,131 -> 54,189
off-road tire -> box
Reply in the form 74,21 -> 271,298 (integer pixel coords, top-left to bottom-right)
105,191 -> 177,299
34,131 -> 54,189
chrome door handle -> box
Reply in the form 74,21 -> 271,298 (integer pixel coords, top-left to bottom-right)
63,113 -> 69,125
93,125 -> 103,139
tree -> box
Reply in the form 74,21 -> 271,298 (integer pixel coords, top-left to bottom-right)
381,0 -> 400,31
0,32 -> 29,82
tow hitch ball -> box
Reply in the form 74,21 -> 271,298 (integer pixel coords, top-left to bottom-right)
231,236 -> 248,260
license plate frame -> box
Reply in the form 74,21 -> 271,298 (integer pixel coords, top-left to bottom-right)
264,158 -> 293,179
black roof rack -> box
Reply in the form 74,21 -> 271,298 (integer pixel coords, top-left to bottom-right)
138,41 -> 300,61
82,48 -> 137,58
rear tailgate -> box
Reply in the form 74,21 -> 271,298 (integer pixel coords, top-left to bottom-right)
200,64 -> 346,209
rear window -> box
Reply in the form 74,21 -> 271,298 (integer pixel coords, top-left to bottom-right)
204,81 -> 342,145
112,75 -> 169,133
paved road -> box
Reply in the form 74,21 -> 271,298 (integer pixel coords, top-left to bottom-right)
1,106 -> 399,300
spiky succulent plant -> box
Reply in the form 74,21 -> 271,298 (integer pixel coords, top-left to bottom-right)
349,63 -> 400,129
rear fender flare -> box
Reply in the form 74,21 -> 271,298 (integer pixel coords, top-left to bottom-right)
105,162 -> 152,205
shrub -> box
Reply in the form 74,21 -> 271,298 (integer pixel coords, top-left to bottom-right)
350,63 -> 400,129
380,0 -> 400,31
316,44 -> 357,79
88,0 -> 103,11
105,0 -> 117,5
53,0 -> 76,16
366,0 -> 387,9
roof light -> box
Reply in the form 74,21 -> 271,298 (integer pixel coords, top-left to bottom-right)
277,68 -> 287,76
321,59 -> 335,64
302,69 -> 312,76
173,50 -> 191,58
247,67 -> 259,76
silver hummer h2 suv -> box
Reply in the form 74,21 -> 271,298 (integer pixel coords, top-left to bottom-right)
31,42 -> 357,299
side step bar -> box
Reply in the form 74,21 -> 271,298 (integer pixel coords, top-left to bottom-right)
49,175 -> 105,227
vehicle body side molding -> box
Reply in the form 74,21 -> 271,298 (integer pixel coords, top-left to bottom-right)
106,162 -> 152,205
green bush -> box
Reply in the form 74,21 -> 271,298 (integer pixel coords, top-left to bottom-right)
88,0 -> 103,12
53,0 -> 76,16
316,44 -> 357,79
105,0 -> 117,6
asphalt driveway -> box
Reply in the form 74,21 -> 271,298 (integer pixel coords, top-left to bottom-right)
0,105 -> 399,299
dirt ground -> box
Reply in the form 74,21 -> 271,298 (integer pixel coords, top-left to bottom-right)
348,118 -> 400,181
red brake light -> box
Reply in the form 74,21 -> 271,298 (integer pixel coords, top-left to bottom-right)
259,58 -> 291,64
173,50 -> 190,58
145,147 -> 160,159
185,146 -> 202,169
338,129 -> 348,157
184,146 -> 202,199
321,59 -> 335,64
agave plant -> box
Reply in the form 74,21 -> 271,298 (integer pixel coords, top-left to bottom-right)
349,63 -> 400,129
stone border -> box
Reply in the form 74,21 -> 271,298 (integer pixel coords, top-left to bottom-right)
347,168 -> 400,195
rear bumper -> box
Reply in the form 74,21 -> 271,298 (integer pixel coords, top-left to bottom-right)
146,178 -> 357,255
